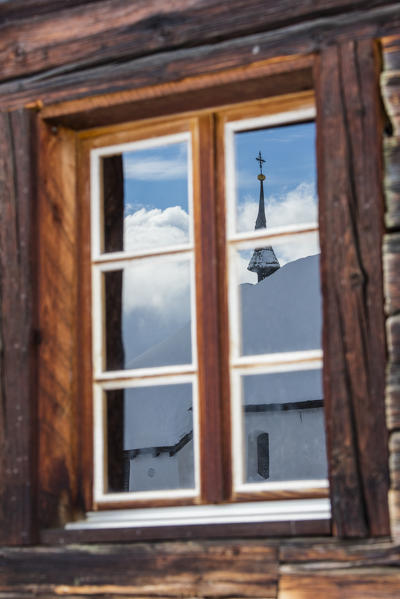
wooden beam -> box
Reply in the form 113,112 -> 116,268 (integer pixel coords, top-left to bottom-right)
279,567 -> 400,599
0,541 -> 278,598
280,539 -> 397,565
1,4 -> 400,112
0,0 -> 396,83
316,39 -> 390,537
41,518 -> 330,545
194,115 -> 227,502
41,58 -> 314,131
0,0 -> 104,22
36,121 -> 82,529
0,109 -> 38,545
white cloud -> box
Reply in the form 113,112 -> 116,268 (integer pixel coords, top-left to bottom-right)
123,258 -> 191,322
124,205 -> 189,252
122,205 -> 191,321
237,182 -> 317,232
120,185 -> 319,322
275,236 -> 320,266
124,153 -> 187,181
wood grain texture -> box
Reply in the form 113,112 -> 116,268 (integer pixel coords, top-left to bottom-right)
76,136 -> 94,514
1,539 -> 400,598
40,519 -> 330,545
280,539 -> 397,564
0,0 -> 396,83
387,315 -> 400,365
0,0 -> 104,22
381,36 -> 400,138
382,34 -> 400,543
381,71 -> 400,137
0,109 -> 38,545
194,115 -> 227,502
0,541 -> 278,598
386,355 -> 400,432
42,59 -> 314,131
316,40 -> 390,537
384,234 -> 400,317
37,122 -> 82,529
2,4 -> 400,112
383,138 -> 400,229
279,567 -> 400,599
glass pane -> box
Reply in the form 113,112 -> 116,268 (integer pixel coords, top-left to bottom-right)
241,370 -> 327,483
103,257 -> 192,370
106,384 -> 194,493
102,138 -> 190,253
233,234 -> 322,356
233,122 -> 317,234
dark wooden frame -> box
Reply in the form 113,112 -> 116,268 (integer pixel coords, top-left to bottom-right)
76,90 -> 333,514
0,35 -> 391,544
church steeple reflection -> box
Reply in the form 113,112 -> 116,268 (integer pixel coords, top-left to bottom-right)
247,151 -> 280,283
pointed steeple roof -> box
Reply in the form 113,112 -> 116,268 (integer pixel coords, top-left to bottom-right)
255,176 -> 266,229
247,152 -> 280,283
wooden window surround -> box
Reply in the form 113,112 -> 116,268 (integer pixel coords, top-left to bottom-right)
33,49 -> 390,543
76,92 -> 327,517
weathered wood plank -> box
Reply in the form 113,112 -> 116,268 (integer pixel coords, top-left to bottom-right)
383,138 -> 400,229
384,234 -> 400,316
43,60 -> 314,132
386,359 -> 400,431
2,4 -> 400,112
382,34 -> 400,542
280,540 -> 397,565
381,72 -> 400,138
37,122 -> 82,529
0,0 -> 104,22
316,39 -> 390,537
0,0 -> 396,83
0,541 -> 278,598
387,315 -> 400,364
279,567 -> 400,599
0,109 -> 38,545
382,36 -> 400,139
41,519 -> 330,545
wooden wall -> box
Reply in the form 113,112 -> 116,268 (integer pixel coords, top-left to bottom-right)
382,35 -> 400,541
1,1 -> 400,597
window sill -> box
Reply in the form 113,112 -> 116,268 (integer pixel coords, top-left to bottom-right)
66,498 -> 330,530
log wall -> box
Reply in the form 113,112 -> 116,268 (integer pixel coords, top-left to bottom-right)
1,1 -> 400,597
382,35 -> 400,541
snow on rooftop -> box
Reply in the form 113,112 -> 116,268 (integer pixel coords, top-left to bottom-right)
124,252 -> 322,450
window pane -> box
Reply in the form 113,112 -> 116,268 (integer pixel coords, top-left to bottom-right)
102,138 -> 191,253
103,256 -> 192,370
106,384 -> 195,493
233,234 -> 322,356
233,122 -> 317,235
241,370 -> 327,483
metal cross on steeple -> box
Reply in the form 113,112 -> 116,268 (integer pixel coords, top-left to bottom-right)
256,151 -> 266,174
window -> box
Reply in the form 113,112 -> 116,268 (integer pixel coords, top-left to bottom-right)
68,91 -> 331,529
222,105 -> 327,497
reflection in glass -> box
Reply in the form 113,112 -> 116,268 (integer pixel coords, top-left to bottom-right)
241,370 -> 327,483
235,234 -> 322,356
106,384 -> 194,493
234,122 -> 317,234
102,139 -> 190,253
104,257 -> 192,370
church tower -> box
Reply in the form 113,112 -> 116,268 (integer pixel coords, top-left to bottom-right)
247,152 -> 280,283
